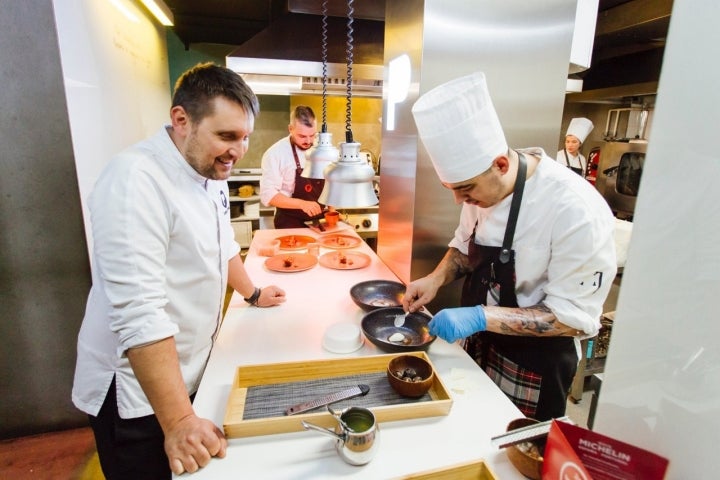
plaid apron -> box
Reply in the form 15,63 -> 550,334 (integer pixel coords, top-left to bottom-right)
462,153 -> 577,421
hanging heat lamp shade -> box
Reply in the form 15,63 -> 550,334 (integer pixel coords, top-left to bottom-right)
318,141 -> 377,207
302,1 -> 336,181
302,130 -> 338,179
317,0 -> 378,208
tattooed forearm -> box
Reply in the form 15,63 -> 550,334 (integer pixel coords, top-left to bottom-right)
443,248 -> 474,281
484,304 -> 580,337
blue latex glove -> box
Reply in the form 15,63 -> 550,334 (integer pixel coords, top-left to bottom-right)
429,306 -> 487,343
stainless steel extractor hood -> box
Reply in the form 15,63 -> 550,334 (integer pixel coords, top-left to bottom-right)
226,13 -> 384,96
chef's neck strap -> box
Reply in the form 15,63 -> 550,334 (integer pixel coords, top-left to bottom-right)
290,138 -> 302,173
500,151 -> 527,264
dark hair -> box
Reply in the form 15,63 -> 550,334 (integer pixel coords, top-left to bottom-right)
172,62 -> 259,122
292,105 -> 316,128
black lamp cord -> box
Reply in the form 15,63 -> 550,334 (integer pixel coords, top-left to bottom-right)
345,0 -> 354,143
320,0 -> 328,134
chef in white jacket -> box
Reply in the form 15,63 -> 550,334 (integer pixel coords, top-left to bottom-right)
556,117 -> 594,177
72,63 -> 286,479
405,72 -> 616,421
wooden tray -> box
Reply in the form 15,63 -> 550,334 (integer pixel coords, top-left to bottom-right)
223,352 -> 452,438
393,459 -> 498,480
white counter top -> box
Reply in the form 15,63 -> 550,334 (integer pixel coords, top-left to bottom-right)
184,228 -> 525,479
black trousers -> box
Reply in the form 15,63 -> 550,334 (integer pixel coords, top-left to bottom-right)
88,378 -> 171,480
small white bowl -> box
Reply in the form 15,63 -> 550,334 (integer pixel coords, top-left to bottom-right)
323,323 -> 364,354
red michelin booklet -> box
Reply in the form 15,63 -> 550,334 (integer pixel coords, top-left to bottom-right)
542,420 -> 669,479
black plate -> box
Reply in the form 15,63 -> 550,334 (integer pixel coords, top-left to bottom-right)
350,280 -> 406,312
361,307 -> 436,353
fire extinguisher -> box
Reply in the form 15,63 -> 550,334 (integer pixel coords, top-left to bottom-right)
585,147 -> 601,185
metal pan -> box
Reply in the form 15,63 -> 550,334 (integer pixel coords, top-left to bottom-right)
361,307 -> 436,353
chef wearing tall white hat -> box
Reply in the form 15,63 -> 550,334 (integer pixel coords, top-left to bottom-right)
404,71 -> 616,421
557,117 -> 594,177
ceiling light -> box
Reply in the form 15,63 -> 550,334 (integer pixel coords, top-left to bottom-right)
240,74 -> 302,95
109,0 -> 140,23
139,0 -> 174,26
566,78 -> 584,93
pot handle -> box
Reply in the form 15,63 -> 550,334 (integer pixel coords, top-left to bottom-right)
301,420 -> 343,441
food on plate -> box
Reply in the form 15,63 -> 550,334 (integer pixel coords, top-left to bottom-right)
392,367 -> 424,383
516,441 -> 543,460
338,252 -> 353,266
388,332 -> 407,343
283,256 -> 295,268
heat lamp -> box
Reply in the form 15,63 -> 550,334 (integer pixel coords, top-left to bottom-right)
315,0 -> 378,208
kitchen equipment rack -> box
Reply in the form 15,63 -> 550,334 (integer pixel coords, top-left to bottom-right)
228,168 -> 272,247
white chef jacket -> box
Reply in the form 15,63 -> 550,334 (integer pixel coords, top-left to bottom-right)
449,148 -> 617,336
259,135 -> 306,206
72,126 -> 240,419
556,149 -> 587,175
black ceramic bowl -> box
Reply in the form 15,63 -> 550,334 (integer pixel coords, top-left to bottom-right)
350,280 -> 406,312
361,307 -> 436,353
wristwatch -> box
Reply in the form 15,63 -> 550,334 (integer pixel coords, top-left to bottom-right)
244,287 -> 262,306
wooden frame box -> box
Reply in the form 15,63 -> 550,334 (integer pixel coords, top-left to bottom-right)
223,352 -> 452,438
394,459 -> 498,480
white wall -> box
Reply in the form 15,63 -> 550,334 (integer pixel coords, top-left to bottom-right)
594,1 -> 720,477
53,0 -> 171,253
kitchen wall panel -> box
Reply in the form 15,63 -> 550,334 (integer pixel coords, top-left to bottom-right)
378,0 -> 576,312
0,0 -> 172,439
594,0 -> 720,476
0,0 -> 90,438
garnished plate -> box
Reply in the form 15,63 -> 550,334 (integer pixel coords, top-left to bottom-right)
319,251 -> 371,270
318,234 -> 362,249
265,253 -> 318,273
275,235 -> 317,251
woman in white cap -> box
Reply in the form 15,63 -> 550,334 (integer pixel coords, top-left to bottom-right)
406,72 -> 616,421
556,117 -> 594,177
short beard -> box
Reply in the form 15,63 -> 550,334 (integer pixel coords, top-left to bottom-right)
185,136 -> 229,180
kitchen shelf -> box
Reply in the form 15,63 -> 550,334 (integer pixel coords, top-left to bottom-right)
227,169 -> 267,247
229,194 -> 259,202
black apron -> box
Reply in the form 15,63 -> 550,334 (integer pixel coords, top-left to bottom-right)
462,152 -> 578,421
563,149 -> 585,177
273,139 -> 326,229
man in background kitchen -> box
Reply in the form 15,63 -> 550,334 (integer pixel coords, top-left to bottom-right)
406,72 -> 616,421
556,117 -> 594,177
260,105 -> 327,228
72,62 -> 286,479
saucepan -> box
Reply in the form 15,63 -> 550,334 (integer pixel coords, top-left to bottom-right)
301,405 -> 380,466
349,280 -> 406,312
361,307 -> 436,353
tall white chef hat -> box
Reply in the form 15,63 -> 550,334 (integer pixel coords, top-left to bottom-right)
566,117 -> 594,143
411,71 -> 507,184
